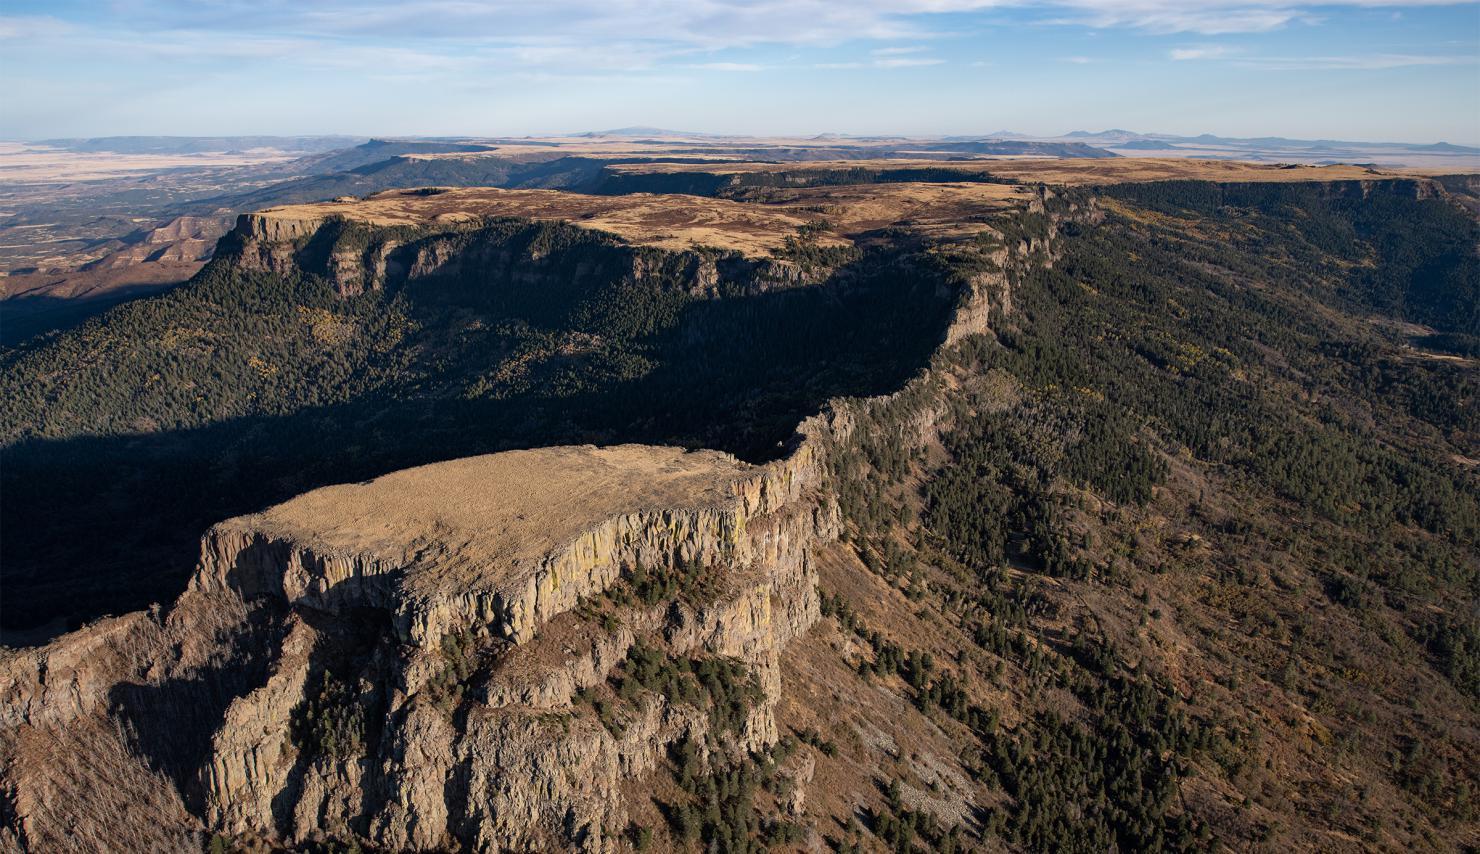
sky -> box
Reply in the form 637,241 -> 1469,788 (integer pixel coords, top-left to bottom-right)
1,1 -> 1478,143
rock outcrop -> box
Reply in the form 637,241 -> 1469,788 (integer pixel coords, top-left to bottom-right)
0,180 -> 1096,853
0,442 -> 836,852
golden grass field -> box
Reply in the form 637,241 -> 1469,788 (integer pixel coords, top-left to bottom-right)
605,156 -> 1410,185
249,156 -> 1436,255
251,186 -> 860,256
230,444 -> 752,596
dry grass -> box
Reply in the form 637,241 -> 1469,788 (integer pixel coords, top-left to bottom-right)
252,181 -> 1029,250
746,182 -> 1025,239
973,157 -> 1404,185
233,444 -> 754,595
248,157 -> 1446,260
608,156 -> 1413,186
252,187 -> 854,256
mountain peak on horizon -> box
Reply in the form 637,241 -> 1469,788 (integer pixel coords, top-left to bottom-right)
585,126 -> 712,138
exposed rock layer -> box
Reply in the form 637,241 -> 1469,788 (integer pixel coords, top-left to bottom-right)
1,180 -> 1093,852
0,437 -> 836,852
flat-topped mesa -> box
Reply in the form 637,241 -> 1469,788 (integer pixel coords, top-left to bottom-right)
603,155 -> 1419,187
225,185 -> 873,298
234,185 -> 853,258
182,442 -> 832,849
190,444 -> 824,647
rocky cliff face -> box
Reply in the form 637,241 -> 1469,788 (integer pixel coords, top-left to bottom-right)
226,207 -> 851,302
0,441 -> 837,852
0,186 -> 1091,853
228,210 -> 738,301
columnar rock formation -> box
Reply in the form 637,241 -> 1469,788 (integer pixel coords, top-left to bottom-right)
0,441 -> 838,852
0,179 -> 1093,853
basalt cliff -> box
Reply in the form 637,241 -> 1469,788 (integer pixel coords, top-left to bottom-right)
0,177 -> 1080,852
3,167 -> 1476,853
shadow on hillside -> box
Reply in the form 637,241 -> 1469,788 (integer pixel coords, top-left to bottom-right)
1,284 -> 189,346
108,600 -> 288,799
1,258 -> 955,643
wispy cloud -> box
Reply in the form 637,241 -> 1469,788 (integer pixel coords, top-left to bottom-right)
1042,0 -> 1472,35
3,0 -> 1477,138
3,2 -> 1473,85
0,14 -> 74,39
868,45 -> 943,66
817,52 -> 944,69
1239,53 -> 1480,70
1170,45 -> 1237,60
7,2 -> 1474,55
688,61 -> 766,71
874,56 -> 946,67
1168,40 -> 1475,69
1048,6 -> 1309,35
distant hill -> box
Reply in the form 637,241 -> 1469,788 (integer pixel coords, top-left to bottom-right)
1065,128 -> 1139,140
584,126 -> 717,138
1024,130 -> 1480,166
1115,139 -> 1179,150
1414,141 -> 1480,153
288,138 -> 494,173
206,153 -> 611,211
930,140 -> 1118,158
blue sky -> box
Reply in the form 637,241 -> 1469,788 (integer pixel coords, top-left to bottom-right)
2,1 -> 1477,143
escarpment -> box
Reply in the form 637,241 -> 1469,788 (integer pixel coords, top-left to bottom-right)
190,444 -> 827,648
3,159 -> 1473,854
225,196 -> 844,301
0,175 -> 1189,853
227,185 -> 856,296
2,441 -> 836,852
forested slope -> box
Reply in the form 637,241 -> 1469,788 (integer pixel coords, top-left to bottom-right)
1,175 -> 1476,852
0,215 -> 953,637
788,180 -> 1478,852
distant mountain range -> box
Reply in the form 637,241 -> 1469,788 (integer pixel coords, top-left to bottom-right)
824,129 -> 1480,164
1042,130 -> 1480,165
580,126 -> 722,138
33,130 -> 1480,167
1058,129 -> 1480,152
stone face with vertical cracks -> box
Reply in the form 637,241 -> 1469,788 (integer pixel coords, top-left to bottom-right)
1,440 -> 838,852
191,444 -> 815,648
0,179 -> 1100,853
